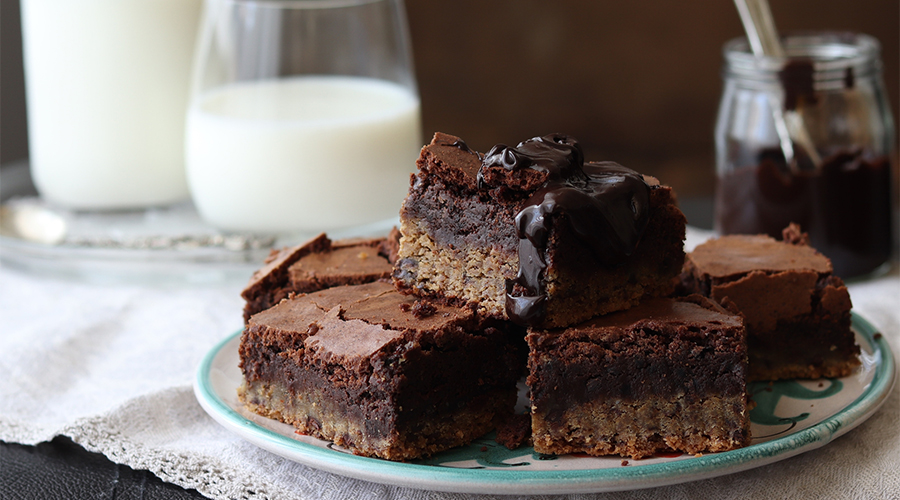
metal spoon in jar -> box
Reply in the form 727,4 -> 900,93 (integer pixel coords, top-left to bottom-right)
733,0 -> 821,171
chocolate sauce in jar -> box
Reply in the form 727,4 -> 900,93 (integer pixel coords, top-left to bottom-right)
477,134 -> 651,325
779,59 -> 817,111
715,148 -> 892,278
714,33 -> 895,279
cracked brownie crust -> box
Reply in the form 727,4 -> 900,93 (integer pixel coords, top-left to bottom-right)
241,230 -> 399,322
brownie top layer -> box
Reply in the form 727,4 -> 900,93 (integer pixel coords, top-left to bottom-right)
682,226 -> 850,333
243,233 -> 399,299
419,132 -> 657,198
689,234 -> 832,279
584,296 -> 743,330
416,132 -> 485,192
248,282 -> 476,360
305,308 -> 406,367
288,245 -> 393,283
242,233 -> 331,300
533,295 -> 742,341
306,281 -> 475,332
241,231 -> 401,323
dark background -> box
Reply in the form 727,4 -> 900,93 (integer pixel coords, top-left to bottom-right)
2,0 -> 898,202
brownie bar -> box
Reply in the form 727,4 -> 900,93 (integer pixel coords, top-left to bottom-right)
241,229 -> 400,322
238,281 -> 526,461
527,295 -> 751,460
679,224 -> 859,381
393,132 -> 686,328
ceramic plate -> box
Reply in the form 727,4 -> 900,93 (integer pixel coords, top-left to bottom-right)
194,313 -> 895,494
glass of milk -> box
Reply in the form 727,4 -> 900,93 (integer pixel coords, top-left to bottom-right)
185,0 -> 422,234
20,0 -> 203,210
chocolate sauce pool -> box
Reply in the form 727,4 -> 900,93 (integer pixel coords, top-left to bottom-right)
475,134 -> 651,325
715,147 -> 892,278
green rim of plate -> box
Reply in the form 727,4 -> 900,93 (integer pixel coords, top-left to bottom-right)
195,312 -> 896,493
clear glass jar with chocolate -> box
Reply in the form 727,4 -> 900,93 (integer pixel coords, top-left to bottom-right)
714,33 -> 895,279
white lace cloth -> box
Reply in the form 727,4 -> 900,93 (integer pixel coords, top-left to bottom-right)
1,227 -> 898,500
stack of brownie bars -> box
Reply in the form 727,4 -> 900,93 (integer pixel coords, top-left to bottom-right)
237,132 -> 859,461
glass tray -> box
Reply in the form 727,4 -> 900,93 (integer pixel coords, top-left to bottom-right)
0,162 -> 397,284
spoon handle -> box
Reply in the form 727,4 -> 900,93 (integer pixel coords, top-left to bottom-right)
734,0 -> 785,58
733,0 -> 822,169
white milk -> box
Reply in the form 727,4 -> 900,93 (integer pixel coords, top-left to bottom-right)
20,0 -> 202,209
185,76 -> 421,233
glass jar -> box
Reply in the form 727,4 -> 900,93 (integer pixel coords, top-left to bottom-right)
185,0 -> 421,234
714,32 -> 895,279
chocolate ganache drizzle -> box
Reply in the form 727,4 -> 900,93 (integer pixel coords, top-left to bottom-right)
477,134 -> 651,325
